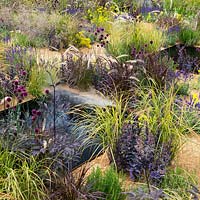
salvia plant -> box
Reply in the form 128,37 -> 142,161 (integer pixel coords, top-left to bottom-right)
114,122 -> 173,186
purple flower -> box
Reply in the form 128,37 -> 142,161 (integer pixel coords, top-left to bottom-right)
6,97 -> 12,102
14,80 -> 19,85
23,92 -> 28,97
32,109 -> 37,115
34,128 -> 40,133
45,89 -> 50,94
21,70 -> 27,76
36,110 -> 41,116
32,116 -> 36,121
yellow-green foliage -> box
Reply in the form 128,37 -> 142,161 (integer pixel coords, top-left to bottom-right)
75,31 -> 91,48
28,63 -> 59,97
73,95 -> 133,163
131,22 -> 165,52
0,147 -> 48,200
107,21 -> 165,59
135,83 -> 200,155
107,21 -> 135,58
87,5 -> 115,32
27,66 -> 48,97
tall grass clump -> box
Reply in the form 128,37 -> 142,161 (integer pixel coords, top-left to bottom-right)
178,27 -> 200,46
131,22 -> 165,53
107,21 -> 135,59
73,95 -> 133,163
28,59 -> 60,97
0,146 -> 48,200
107,21 -> 165,60
134,83 -> 186,155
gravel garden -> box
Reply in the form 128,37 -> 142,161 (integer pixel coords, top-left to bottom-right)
0,0 -> 200,199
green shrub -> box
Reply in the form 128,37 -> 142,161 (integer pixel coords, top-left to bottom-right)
87,166 -> 126,200
53,14 -> 80,49
176,82 -> 189,95
11,32 -> 47,47
0,28 -> 10,41
178,28 -> 200,46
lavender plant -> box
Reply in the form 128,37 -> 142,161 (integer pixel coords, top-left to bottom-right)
0,46 -> 37,102
5,45 -> 36,79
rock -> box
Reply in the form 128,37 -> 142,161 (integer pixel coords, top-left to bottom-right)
49,85 -> 114,107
